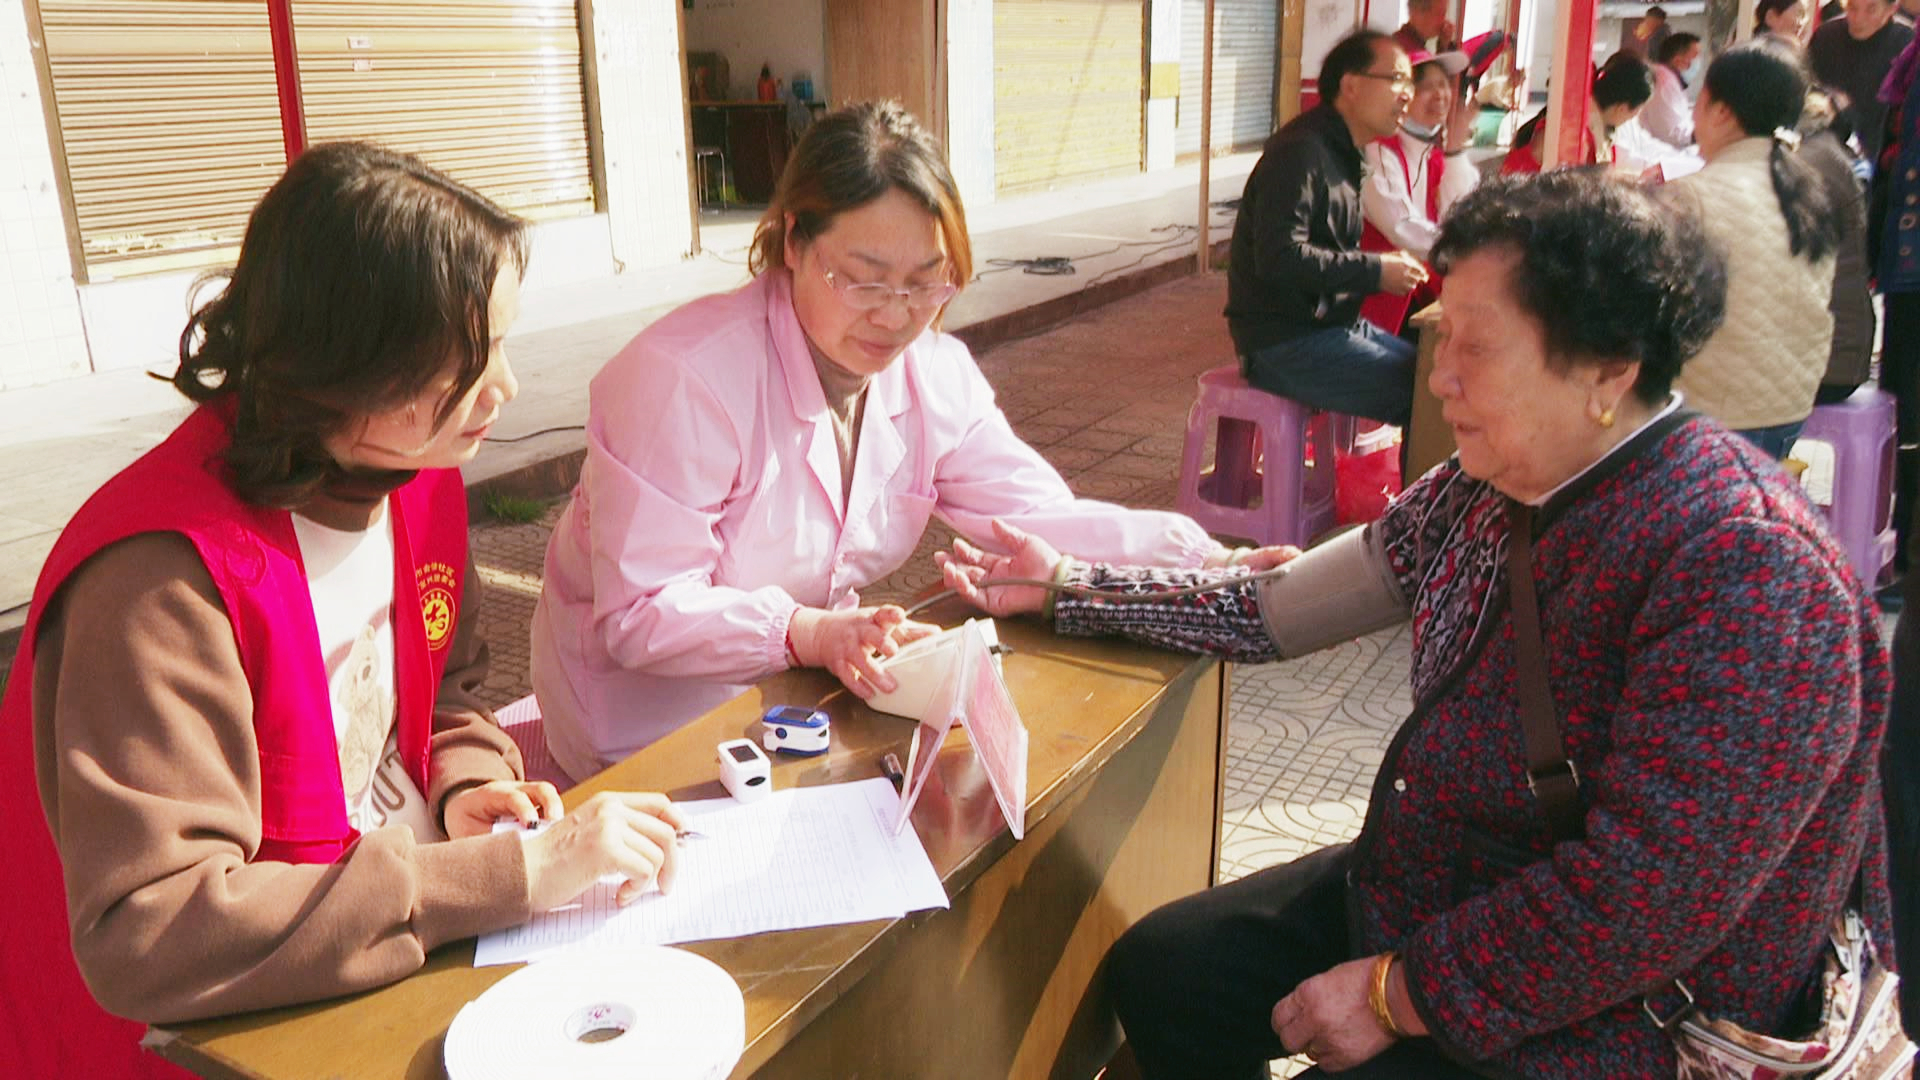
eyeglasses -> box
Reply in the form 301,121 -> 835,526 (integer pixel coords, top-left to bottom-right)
820,261 -> 959,313
1352,71 -> 1416,93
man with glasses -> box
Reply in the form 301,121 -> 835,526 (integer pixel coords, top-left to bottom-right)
1227,30 -> 1429,427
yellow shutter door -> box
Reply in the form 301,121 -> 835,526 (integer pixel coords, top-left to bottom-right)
36,0 -> 285,280
293,0 -> 594,221
993,0 -> 1143,196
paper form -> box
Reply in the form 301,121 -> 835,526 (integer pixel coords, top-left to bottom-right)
474,778 -> 948,967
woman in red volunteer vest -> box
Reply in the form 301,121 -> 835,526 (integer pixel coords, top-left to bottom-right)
1502,54 -> 1656,173
0,142 -> 687,1078
1359,48 -> 1478,331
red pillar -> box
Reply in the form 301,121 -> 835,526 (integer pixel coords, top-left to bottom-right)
1545,0 -> 1595,167
1505,0 -> 1525,78
268,0 -> 306,161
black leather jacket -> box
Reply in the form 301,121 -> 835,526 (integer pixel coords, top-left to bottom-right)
1225,104 -> 1384,355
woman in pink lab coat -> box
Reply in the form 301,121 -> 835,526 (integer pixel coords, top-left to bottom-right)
532,101 -> 1273,779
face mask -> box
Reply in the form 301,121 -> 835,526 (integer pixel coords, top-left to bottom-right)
1402,118 -> 1442,141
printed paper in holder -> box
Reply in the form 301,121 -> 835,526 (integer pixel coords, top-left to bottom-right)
891,619 -> 1028,841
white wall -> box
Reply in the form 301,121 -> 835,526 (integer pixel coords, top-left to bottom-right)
589,0 -> 697,272
946,0 -> 995,208
0,0 -> 88,389
684,0 -> 828,102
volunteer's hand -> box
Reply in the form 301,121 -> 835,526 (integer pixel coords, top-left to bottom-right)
1203,544 -> 1302,572
522,791 -> 687,909
788,605 -> 940,698
936,519 -> 1062,618
444,779 -> 564,840
1379,252 -> 1429,296
1271,956 -> 1397,1072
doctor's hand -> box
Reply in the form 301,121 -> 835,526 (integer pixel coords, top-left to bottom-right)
935,518 -> 1063,618
522,791 -> 687,909
788,605 -> 940,699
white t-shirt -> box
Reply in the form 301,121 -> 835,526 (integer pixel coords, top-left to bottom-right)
292,505 -> 441,841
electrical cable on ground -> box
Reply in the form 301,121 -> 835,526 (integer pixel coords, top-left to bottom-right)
485,425 -> 586,444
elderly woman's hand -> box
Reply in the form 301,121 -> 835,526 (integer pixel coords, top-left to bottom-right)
934,519 -> 1063,617
1270,956 -> 1399,1071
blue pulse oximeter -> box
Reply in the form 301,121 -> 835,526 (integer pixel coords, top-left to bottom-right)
761,705 -> 832,756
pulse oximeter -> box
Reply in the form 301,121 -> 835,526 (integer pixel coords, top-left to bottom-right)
716,738 -> 773,802
761,705 -> 831,756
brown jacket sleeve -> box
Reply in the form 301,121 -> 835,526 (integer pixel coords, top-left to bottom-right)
32,533 -> 533,1025
426,553 -> 525,823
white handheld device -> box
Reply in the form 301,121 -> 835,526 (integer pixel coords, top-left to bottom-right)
716,738 -> 773,802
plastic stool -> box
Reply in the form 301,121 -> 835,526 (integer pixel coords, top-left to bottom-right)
694,146 -> 732,209
1176,365 -> 1352,548
1796,384 -> 1898,586
493,694 -> 576,791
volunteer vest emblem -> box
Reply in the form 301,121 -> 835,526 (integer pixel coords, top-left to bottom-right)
416,561 -> 458,650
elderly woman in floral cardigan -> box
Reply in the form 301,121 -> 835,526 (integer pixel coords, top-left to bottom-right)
939,171 -> 1893,1079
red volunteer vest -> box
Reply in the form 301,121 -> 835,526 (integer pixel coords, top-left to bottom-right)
1501,119 -> 1607,174
1361,135 -> 1447,253
0,400 -> 468,1078
1360,137 -> 1447,331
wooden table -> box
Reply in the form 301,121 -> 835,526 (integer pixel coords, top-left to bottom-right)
154,607 -> 1230,1079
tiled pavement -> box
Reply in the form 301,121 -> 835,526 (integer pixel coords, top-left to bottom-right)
467,272 -> 1389,1078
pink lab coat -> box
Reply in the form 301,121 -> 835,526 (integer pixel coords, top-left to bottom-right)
532,271 -> 1226,778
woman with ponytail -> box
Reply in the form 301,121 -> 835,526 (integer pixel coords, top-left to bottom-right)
1665,38 -> 1837,458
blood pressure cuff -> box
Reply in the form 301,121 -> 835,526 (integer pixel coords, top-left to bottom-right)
1254,525 -> 1410,657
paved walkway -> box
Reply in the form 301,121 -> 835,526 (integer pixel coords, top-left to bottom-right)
0,152 -> 1258,637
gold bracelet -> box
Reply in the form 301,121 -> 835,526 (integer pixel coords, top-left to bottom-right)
1369,951 -> 1407,1040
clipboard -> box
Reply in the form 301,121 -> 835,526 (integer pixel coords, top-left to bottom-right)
891,620 -> 1029,840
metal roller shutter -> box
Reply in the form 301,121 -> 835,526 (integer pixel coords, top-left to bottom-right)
36,0 -> 285,280
293,1 -> 594,221
993,0 -> 1143,195
1175,0 -> 1277,158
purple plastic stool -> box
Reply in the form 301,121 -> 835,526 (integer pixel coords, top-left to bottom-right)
1176,366 -> 1351,548
1797,384 -> 1898,586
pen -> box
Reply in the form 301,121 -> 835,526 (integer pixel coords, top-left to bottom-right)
506,818 -> 709,845
882,752 -> 905,791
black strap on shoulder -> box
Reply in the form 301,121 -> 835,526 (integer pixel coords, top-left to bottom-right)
1506,500 -> 1584,843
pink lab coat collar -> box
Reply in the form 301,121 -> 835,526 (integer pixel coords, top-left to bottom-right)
764,269 -> 917,522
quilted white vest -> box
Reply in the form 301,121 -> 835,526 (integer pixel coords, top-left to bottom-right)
1667,137 -> 1835,431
